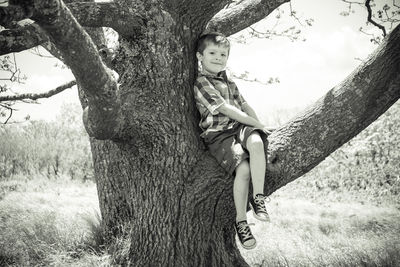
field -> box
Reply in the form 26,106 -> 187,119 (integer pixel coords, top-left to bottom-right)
0,176 -> 106,266
242,183 -> 400,266
0,102 -> 399,266
0,175 -> 399,266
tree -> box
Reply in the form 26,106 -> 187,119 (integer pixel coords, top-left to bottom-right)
1,0 -> 399,266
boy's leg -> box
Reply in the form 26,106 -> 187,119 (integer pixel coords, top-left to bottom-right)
233,160 -> 251,222
246,131 -> 270,222
233,160 -> 256,249
245,132 -> 266,196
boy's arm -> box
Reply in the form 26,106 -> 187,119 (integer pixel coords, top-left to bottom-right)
242,102 -> 274,134
217,103 -> 265,129
242,102 -> 260,121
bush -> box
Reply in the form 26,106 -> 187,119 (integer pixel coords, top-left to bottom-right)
0,103 -> 93,181
292,100 -> 400,203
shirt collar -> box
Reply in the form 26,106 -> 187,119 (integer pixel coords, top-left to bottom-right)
199,69 -> 228,80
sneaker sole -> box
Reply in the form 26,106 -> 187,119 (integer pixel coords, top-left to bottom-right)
240,240 -> 256,250
250,204 -> 270,222
234,227 -> 257,250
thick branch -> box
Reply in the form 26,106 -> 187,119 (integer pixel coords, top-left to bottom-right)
0,4 -> 27,27
0,1 -> 145,56
0,23 -> 49,55
66,1 -> 145,36
206,0 -> 290,36
264,23 -> 400,195
0,80 -> 76,102
1,1 -> 145,33
28,0 -> 121,140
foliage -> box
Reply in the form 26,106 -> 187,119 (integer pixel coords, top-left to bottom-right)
281,100 -> 400,204
0,102 -> 92,181
0,54 -> 26,86
0,54 -> 28,123
341,0 -> 400,44
232,4 -> 313,45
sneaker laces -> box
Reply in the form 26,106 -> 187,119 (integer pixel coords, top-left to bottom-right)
253,195 -> 270,212
237,222 -> 255,240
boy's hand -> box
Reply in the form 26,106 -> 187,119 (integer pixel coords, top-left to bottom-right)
262,126 -> 274,135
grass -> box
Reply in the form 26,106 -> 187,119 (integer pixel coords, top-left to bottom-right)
0,175 -> 399,266
0,175 -> 108,266
240,197 -> 400,266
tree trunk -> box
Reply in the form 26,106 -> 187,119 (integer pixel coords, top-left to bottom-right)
91,9 -> 399,267
85,4 -> 252,265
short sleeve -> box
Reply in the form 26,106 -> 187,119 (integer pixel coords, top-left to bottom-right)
194,77 -> 226,115
230,81 -> 247,106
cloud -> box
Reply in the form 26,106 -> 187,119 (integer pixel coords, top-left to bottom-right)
26,72 -> 74,93
228,18 -> 380,111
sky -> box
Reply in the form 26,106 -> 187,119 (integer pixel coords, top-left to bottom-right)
1,0 -> 396,123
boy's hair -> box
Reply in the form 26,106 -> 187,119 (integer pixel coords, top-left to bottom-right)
196,32 -> 230,54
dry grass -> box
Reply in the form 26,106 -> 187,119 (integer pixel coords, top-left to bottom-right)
0,175 -> 107,266
240,197 -> 400,267
1,176 -> 399,266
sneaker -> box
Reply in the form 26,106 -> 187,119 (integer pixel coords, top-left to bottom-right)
234,220 -> 256,250
249,194 -> 270,222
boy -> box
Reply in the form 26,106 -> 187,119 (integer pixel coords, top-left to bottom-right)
193,32 -> 271,250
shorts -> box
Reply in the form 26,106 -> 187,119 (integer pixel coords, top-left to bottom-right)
203,123 -> 269,175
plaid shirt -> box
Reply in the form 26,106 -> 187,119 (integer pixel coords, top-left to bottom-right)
194,70 -> 247,137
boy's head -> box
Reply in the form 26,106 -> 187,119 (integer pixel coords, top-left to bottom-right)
196,32 -> 230,75
196,32 -> 230,55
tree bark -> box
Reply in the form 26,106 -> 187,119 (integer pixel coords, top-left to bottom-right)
207,0 -> 290,35
1,0 -> 399,266
0,24 -> 50,55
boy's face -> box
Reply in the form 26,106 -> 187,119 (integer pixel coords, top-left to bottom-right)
197,43 -> 229,75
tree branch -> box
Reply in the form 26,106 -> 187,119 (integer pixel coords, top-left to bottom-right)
0,3 -> 28,27
264,23 -> 400,195
394,0 -> 400,9
66,1 -> 145,36
206,0 -> 290,36
0,1 -> 146,34
23,0 -> 121,140
0,102 -> 15,123
0,1 -> 145,55
0,23 -> 50,55
365,0 -> 386,36
0,80 -> 76,102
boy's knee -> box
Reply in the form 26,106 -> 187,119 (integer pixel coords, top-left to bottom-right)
235,161 -> 250,180
246,133 -> 264,153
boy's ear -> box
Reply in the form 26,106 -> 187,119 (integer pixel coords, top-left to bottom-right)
196,52 -> 202,61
